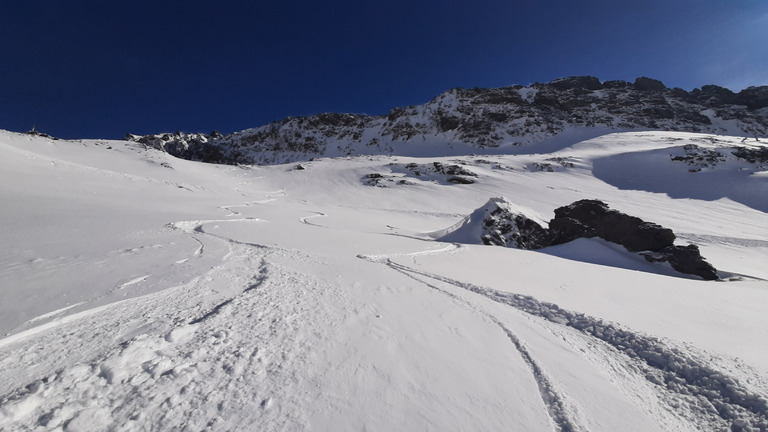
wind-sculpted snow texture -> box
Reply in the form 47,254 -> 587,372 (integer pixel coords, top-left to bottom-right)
130,76 -> 768,165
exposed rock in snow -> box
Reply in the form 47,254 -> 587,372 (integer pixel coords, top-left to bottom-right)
476,198 -> 551,249
548,199 -> 676,252
440,198 -> 718,280
641,245 -> 719,281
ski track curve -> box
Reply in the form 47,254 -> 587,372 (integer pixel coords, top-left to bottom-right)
298,211 -> 327,227
386,260 -> 584,432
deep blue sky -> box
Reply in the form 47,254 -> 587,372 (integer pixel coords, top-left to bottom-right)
1,0 -> 766,139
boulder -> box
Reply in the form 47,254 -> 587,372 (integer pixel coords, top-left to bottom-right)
549,199 -> 676,252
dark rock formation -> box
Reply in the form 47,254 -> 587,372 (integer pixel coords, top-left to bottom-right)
128,132 -> 227,163
689,85 -> 737,106
548,75 -> 603,91
642,245 -> 719,281
735,86 -> 768,110
548,199 -> 676,252
26,127 -> 58,140
462,198 -> 718,280
634,77 -> 667,92
478,201 -> 552,249
732,146 -> 768,164
547,200 -> 717,280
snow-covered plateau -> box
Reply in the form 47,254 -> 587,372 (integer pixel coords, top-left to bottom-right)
1,126 -> 768,431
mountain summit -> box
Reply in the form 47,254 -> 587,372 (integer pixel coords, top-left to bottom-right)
129,76 -> 768,164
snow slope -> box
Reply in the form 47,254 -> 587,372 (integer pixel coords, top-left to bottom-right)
1,129 -> 767,431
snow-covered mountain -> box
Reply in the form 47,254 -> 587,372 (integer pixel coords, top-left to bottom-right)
129,76 -> 768,164
1,84 -> 768,431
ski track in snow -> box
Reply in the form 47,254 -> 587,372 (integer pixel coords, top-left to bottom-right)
357,248 -> 768,432
298,211 -> 327,227
385,260 -> 584,432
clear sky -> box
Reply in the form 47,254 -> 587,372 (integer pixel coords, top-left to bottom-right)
1,0 -> 766,139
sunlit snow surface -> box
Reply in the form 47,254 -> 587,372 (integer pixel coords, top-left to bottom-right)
1,130 -> 767,431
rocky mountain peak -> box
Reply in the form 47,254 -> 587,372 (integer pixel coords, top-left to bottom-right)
128,76 -> 768,165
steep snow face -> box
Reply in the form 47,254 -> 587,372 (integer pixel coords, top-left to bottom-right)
1,129 -> 768,431
132,77 -> 768,165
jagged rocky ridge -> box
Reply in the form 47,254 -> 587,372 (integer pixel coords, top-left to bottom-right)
127,76 -> 768,165
441,198 -> 718,280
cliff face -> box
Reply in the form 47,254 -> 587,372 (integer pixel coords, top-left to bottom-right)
128,76 -> 768,165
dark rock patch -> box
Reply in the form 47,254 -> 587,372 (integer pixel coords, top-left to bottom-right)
735,86 -> 768,110
548,76 -> 603,91
732,146 -> 768,164
480,203 -> 551,249
447,176 -> 475,184
26,127 -> 58,140
454,198 -> 718,280
642,245 -> 719,281
549,199 -> 676,252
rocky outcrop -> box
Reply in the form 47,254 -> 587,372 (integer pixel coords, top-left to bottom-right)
734,86 -> 768,110
478,201 -> 551,249
548,199 -> 675,252
641,245 -> 719,281
127,131 -> 227,163
547,200 -> 718,280
129,76 -> 768,165
445,198 -> 718,280
633,77 -> 667,92
732,146 -> 768,164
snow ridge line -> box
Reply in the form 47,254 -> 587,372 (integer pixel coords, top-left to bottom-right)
388,260 -> 768,431
385,260 -> 583,432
